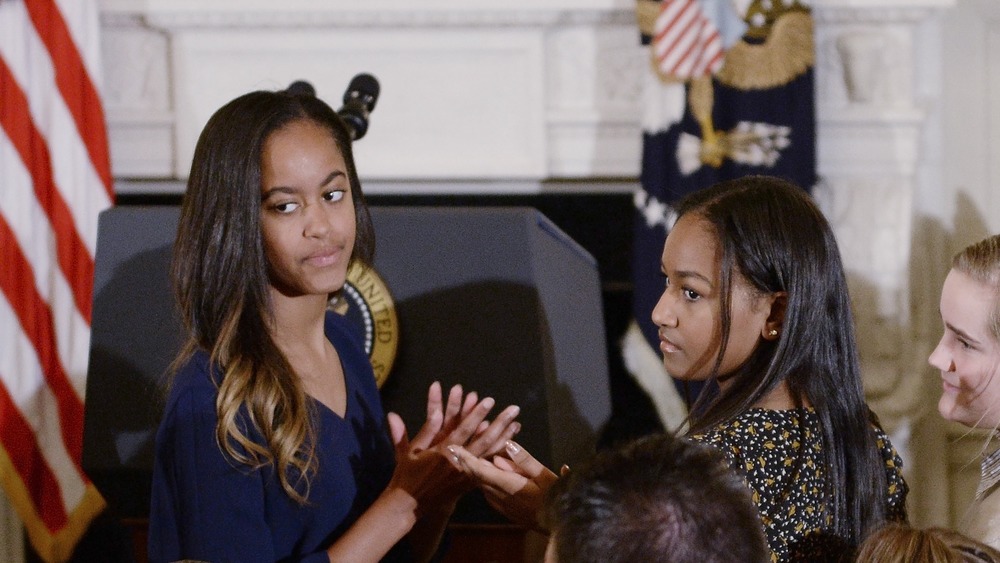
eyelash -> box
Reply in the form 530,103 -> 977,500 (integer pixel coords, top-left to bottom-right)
270,189 -> 346,213
683,288 -> 701,301
272,201 -> 298,213
661,274 -> 702,301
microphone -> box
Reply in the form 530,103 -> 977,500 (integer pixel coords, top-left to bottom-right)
337,73 -> 380,141
285,74 -> 380,140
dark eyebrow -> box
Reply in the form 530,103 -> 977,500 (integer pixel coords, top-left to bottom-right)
261,171 -> 346,200
946,321 -> 981,346
674,269 -> 713,287
261,186 -> 295,200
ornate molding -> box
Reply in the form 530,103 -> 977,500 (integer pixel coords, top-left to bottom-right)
812,0 -> 955,24
101,27 -> 169,112
99,11 -> 145,27
100,6 -> 636,30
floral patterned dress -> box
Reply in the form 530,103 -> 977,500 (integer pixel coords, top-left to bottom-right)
689,408 -> 908,562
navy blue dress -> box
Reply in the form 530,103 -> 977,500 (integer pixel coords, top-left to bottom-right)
148,312 -> 409,563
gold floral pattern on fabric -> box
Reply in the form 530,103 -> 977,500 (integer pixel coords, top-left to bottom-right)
690,408 -> 907,562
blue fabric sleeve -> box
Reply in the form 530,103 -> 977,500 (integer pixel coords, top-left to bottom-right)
149,370 -> 280,563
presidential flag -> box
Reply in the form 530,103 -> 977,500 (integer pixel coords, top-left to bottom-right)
624,0 -> 817,429
0,0 -> 112,560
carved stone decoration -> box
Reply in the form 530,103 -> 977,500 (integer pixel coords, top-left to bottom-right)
815,176 -> 925,432
100,20 -> 169,112
812,0 -> 956,529
100,2 -> 648,182
836,31 -> 890,104
99,13 -> 175,178
547,27 -> 593,107
594,31 -> 644,109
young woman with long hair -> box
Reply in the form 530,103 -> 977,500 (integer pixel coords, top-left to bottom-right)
930,234 -> 1000,550
148,88 -> 520,563
449,175 -> 908,562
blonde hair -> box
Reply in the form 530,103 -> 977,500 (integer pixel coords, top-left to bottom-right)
953,234 -> 1000,342
855,524 -> 1000,563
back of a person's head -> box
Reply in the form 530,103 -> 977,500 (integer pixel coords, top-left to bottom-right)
545,433 -> 768,563
855,524 -> 1000,563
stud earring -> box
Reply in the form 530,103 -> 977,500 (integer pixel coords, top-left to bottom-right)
768,329 -> 778,337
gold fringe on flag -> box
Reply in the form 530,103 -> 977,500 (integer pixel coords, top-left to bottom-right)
717,11 -> 815,91
635,0 -> 660,37
0,447 -> 107,563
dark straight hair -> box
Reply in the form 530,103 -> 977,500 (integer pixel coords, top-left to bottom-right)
677,175 -> 889,545
173,89 -> 374,349
170,88 -> 375,503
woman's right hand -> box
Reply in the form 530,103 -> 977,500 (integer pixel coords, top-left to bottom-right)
411,382 -> 521,459
325,408 -> 473,563
325,386 -> 522,563
385,412 -> 466,515
385,382 -> 522,513
448,440 -> 559,532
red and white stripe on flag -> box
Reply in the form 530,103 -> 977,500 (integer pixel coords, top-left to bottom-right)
652,0 -> 725,80
0,0 -> 112,560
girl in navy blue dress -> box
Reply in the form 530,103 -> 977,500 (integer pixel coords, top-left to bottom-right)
148,88 -> 520,563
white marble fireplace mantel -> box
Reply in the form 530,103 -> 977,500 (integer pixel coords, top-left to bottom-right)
99,0 -> 647,185
99,0 -> 950,185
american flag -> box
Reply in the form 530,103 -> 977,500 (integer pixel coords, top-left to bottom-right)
652,0 -> 724,80
0,0 -> 112,560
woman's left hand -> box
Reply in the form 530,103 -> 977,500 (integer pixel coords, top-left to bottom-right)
410,382 -> 521,458
447,440 -> 558,532
393,382 -> 521,510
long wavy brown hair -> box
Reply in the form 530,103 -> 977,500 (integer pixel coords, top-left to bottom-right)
170,89 -> 375,503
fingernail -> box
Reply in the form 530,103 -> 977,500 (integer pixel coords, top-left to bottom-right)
447,446 -> 459,463
512,422 -> 521,435
509,405 -> 521,417
506,440 -> 521,455
482,397 -> 495,409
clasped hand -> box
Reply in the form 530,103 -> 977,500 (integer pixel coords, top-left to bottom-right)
447,439 -> 562,533
386,382 -> 520,516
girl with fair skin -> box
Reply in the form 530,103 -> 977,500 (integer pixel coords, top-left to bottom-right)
929,234 -> 1000,549
451,176 -> 908,561
855,523 -> 1000,563
149,89 -> 519,563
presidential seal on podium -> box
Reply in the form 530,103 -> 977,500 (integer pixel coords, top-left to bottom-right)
329,262 -> 399,387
